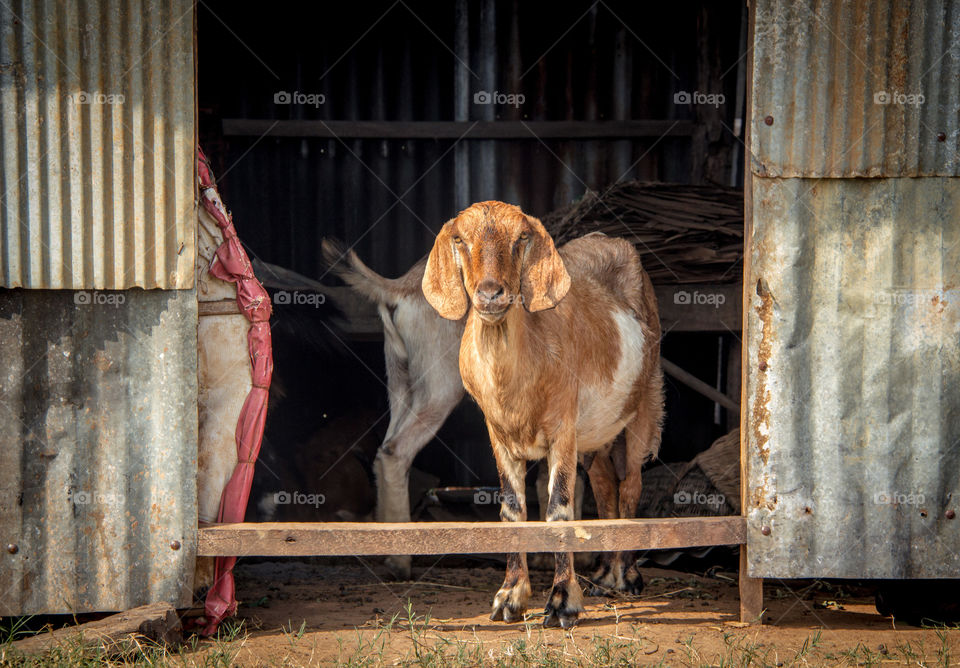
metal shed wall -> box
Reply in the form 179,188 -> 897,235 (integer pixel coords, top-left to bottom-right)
0,289 -> 198,613
745,0 -> 960,578
202,0 -> 745,279
750,0 -> 960,178
0,0 -> 196,289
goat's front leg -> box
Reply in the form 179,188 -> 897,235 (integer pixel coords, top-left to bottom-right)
489,442 -> 531,623
543,429 -> 584,628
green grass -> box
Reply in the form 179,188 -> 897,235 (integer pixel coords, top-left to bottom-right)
3,603 -> 960,667
0,616 -> 246,667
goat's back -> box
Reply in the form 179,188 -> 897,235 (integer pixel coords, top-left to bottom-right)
558,235 -> 659,336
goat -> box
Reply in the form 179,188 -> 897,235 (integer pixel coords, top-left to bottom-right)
321,239 -> 588,579
321,239 -> 465,579
422,201 -> 663,628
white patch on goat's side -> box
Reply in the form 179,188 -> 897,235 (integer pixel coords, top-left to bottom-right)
575,310 -> 646,452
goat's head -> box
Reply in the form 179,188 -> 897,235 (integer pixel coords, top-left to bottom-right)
422,201 -> 571,324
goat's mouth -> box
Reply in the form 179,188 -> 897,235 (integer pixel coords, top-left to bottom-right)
474,304 -> 509,324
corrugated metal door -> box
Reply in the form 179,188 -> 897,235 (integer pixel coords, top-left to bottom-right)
0,0 -> 196,289
0,0 -> 197,613
745,0 -> 960,578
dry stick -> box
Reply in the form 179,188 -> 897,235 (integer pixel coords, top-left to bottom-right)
339,582 -> 483,592
662,358 -> 740,412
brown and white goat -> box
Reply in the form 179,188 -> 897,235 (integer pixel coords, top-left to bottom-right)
322,240 -> 587,579
423,201 -> 663,628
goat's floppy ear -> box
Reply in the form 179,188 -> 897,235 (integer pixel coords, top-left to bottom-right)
422,220 -> 468,320
520,216 -> 571,312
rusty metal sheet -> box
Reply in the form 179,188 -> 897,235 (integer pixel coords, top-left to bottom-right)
0,0 -> 195,289
0,288 -> 198,614
751,0 -> 960,178
745,177 -> 960,577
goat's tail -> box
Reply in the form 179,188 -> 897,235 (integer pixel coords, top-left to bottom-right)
321,237 -> 407,307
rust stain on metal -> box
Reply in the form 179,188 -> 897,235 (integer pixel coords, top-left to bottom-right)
751,278 -> 774,467
751,0 -> 959,178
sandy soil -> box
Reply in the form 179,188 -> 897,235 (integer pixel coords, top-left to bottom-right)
184,558 -> 960,666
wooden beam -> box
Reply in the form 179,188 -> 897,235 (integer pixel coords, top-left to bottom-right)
198,299 -> 242,316
662,358 -> 740,412
656,283 -> 743,333
738,0 -> 762,628
739,544 -> 764,624
11,602 -> 181,655
315,283 -> 742,338
198,517 -> 745,557
222,119 -> 695,140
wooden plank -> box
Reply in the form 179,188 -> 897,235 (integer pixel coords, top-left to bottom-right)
11,602 -> 180,655
738,0 -> 763,627
222,119 -> 696,140
198,517 -> 745,557
198,299 -> 241,316
739,544 -> 764,623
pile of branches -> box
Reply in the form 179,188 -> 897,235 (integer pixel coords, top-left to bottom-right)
542,181 -> 743,284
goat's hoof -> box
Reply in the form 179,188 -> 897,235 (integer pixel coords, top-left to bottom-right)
543,608 -> 579,629
543,582 -> 583,628
490,584 -> 530,623
623,564 -> 645,595
489,602 -> 526,623
587,563 -> 616,596
588,562 -> 644,596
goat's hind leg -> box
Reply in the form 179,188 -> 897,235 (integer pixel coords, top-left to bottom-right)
615,400 -> 664,595
374,400 -> 457,579
489,448 -> 531,623
585,451 -> 632,595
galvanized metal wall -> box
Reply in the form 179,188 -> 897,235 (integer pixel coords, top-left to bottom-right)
745,0 -> 960,578
0,0 -> 196,289
751,1 -> 959,178
0,288 -> 198,613
201,0 -> 745,278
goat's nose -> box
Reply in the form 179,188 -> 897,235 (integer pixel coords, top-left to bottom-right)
475,279 -> 505,303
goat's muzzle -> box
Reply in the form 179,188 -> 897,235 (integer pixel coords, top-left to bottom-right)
474,279 -> 511,323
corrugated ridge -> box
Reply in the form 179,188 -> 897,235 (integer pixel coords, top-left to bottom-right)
751,0 -> 959,178
0,0 -> 194,289
747,177 -> 960,578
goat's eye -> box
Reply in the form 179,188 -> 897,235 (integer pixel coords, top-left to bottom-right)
453,235 -> 463,244
519,232 -> 528,241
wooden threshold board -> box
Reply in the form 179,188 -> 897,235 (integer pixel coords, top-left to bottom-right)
198,517 -> 745,557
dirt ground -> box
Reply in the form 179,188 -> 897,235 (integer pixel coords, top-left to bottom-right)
178,557 -> 960,666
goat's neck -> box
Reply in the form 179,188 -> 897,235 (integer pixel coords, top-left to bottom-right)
464,304 -> 543,376
467,304 -> 522,349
